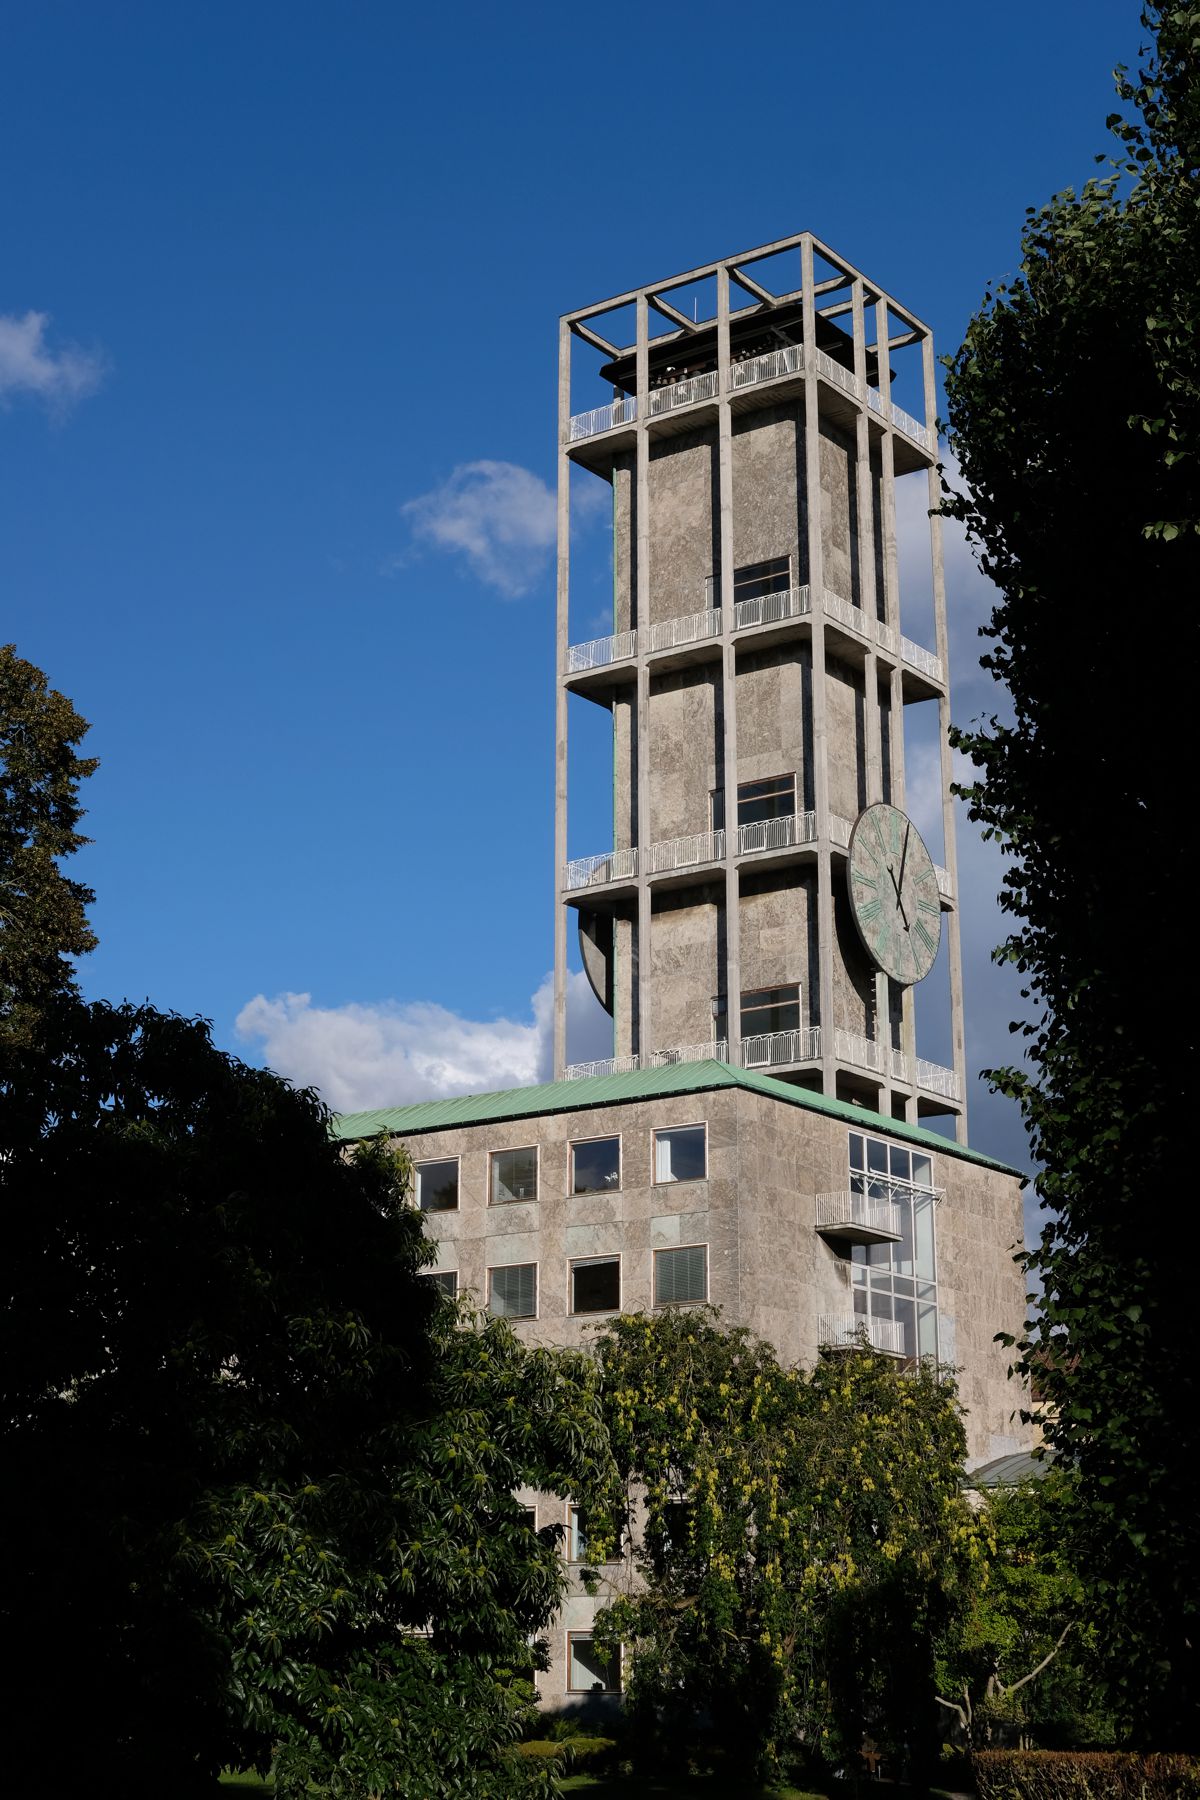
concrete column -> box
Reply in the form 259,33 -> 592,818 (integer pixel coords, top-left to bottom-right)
852,279 -> 887,1081
635,293 -> 652,1062
924,333 -> 968,1143
716,264 -> 740,1064
803,237 -> 836,1093
553,319 -> 571,1080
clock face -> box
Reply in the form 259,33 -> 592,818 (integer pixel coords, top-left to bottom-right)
846,803 -> 942,986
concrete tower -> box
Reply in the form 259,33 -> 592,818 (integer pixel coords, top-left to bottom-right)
553,232 -> 967,1142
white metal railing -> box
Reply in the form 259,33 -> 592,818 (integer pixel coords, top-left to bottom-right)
737,810 -> 817,857
866,387 -> 886,420
876,620 -> 898,655
819,1314 -> 906,1356
652,1039 -> 728,1067
829,815 -> 852,849
647,369 -> 719,418
566,628 -> 638,673
730,343 -> 802,389
647,607 -> 722,654
815,1191 -> 903,1237
934,864 -> 954,901
891,401 -> 936,452
822,589 -> 869,636
564,1055 -> 641,1080
643,827 -> 725,876
569,396 -> 637,442
900,636 -> 944,683
891,1049 -> 910,1083
739,1026 -> 821,1069
733,584 -> 812,631
916,1058 -> 961,1101
835,1029 -> 887,1075
815,349 -> 861,400
563,847 -> 638,890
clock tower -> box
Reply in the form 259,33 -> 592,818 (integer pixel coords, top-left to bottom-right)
552,232 -> 967,1142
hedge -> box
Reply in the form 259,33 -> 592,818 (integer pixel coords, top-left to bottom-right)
973,1750 -> 1200,1799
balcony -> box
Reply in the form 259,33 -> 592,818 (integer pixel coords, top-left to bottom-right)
563,1054 -> 642,1080
740,1026 -> 821,1070
821,589 -> 872,640
646,606 -> 722,656
564,1041 -> 726,1081
652,1038 -> 727,1067
730,342 -> 802,391
563,847 -> 638,892
737,809 -> 817,857
733,584 -> 811,631
814,1191 -> 902,1244
835,1029 -> 888,1075
643,826 -> 725,878
646,368 -> 718,419
566,628 -> 638,674
562,1029 -> 820,1081
889,1049 -> 962,1102
934,863 -> 954,902
569,396 -> 637,442
900,635 -> 944,685
819,1313 -> 905,1356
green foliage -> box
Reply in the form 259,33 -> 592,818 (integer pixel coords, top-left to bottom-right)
941,5 -> 1200,1746
1,994 -> 613,1799
585,1310 -> 983,1785
0,642 -> 98,1043
972,1749 -> 1200,1799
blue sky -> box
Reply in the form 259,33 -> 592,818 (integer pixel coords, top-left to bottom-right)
2,0 -> 1141,1218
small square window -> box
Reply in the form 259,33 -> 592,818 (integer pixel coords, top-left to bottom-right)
567,1632 -> 621,1694
571,1135 -> 621,1194
571,1255 -> 620,1315
423,1270 -> 458,1298
653,1124 -> 706,1184
489,1262 -> 537,1320
415,1158 -> 459,1212
654,1245 -> 708,1307
491,1147 -> 538,1205
517,1505 -> 537,1532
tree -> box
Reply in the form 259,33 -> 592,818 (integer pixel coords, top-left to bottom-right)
942,4 -> 1199,1745
1,997 -> 614,1798
0,642 -> 97,1042
585,1310 -> 985,1786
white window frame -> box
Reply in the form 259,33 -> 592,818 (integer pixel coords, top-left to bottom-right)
653,1242 -> 710,1308
414,1155 -> 461,1213
652,1120 -> 708,1186
569,1253 -> 622,1317
569,1131 -> 623,1196
487,1260 -> 539,1321
566,1630 -> 622,1695
489,1144 -> 540,1207
566,1502 -> 588,1564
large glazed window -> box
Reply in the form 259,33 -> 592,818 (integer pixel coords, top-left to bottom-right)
567,1633 -> 621,1694
740,985 -> 801,1037
490,1147 -> 538,1205
733,555 -> 791,602
712,772 -> 796,833
654,1244 -> 708,1306
653,1124 -> 706,1184
415,1158 -> 459,1212
489,1262 -> 537,1319
571,1135 -> 621,1194
423,1270 -> 458,1298
571,1255 -> 620,1315
848,1132 -> 939,1360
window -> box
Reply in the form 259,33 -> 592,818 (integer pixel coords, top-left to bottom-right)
415,1158 -> 459,1212
491,1147 -> 538,1205
653,1124 -> 706,1184
740,984 -> 801,1037
571,1255 -> 620,1315
654,1244 -> 708,1306
733,555 -> 791,603
423,1270 -> 458,1298
489,1262 -> 537,1319
571,1135 -> 621,1194
517,1505 -> 537,1532
567,1632 -> 621,1694
848,1132 -> 939,1361
711,773 -> 796,832
568,1504 -> 589,1563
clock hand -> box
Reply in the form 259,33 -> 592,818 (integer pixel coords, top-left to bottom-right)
899,822 -> 910,891
887,859 -> 910,931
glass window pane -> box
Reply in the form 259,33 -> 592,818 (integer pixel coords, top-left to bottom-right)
912,1153 -> 933,1189
889,1144 -> 912,1181
894,1295 -> 917,1359
894,1197 -> 915,1277
489,1263 -> 537,1319
568,1506 -> 588,1562
849,1132 -> 864,1170
737,774 -> 796,826
654,1125 -> 706,1183
655,1245 -> 707,1305
918,1302 -> 938,1358
733,555 -> 790,602
740,984 -> 800,1034
492,1148 -> 538,1204
867,1138 -> 889,1175
572,1256 -> 620,1314
416,1159 -> 459,1212
572,1136 -> 621,1194
914,1194 -> 936,1282
424,1270 -> 458,1298
568,1634 -> 621,1694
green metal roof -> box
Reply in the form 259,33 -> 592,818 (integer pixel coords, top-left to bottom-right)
965,1449 -> 1055,1488
332,1059 -> 1022,1176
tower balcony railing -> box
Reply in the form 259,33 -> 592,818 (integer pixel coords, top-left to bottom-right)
730,343 -> 802,390
814,1191 -> 903,1240
890,1049 -> 962,1102
733,584 -> 812,630
814,348 -> 860,400
737,809 -> 817,857
564,1041 -> 727,1080
566,628 -> 638,673
563,847 -> 639,890
740,1026 -> 821,1070
835,1029 -> 888,1075
876,620 -> 898,655
865,384 -> 937,454
821,589 -> 871,636
652,1038 -> 728,1067
647,368 -> 719,418
819,1313 -> 906,1356
569,395 -> 637,442
646,606 -> 723,655
563,1054 -> 642,1080
900,635 -> 944,683
642,827 -> 726,877
934,864 -> 954,901
829,815 -> 852,848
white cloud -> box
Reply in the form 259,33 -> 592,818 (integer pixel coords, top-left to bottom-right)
399,460 -> 557,598
0,310 -> 107,413
235,968 -> 613,1114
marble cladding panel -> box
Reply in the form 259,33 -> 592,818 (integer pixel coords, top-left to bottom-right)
648,892 -> 721,1049
825,656 -> 866,822
832,884 -> 876,1033
820,421 -> 858,603
734,645 -> 810,797
647,666 -> 719,841
646,429 -> 720,623
738,870 -> 810,1008
731,404 -> 805,579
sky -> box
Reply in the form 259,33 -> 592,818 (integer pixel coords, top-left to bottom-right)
2,0 -> 1145,1243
